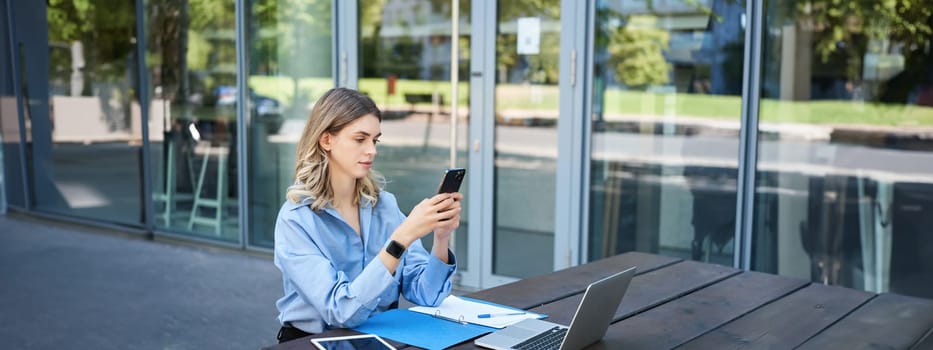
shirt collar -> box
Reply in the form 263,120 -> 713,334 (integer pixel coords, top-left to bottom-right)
285,196 -> 315,211
286,195 -> 376,212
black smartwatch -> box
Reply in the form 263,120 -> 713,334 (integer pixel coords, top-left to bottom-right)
385,240 -> 406,259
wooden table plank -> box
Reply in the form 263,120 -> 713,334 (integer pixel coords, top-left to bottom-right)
796,293 -> 933,350
913,329 -> 933,350
594,271 -> 808,349
676,283 -> 874,349
445,260 -> 739,350
465,252 -> 679,310
537,260 -> 739,326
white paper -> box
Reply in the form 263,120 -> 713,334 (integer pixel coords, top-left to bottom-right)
409,295 -> 544,329
516,17 -> 540,55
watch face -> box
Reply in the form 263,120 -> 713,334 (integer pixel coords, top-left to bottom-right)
386,240 -> 405,258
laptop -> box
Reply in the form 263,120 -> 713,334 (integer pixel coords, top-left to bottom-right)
474,266 -> 637,350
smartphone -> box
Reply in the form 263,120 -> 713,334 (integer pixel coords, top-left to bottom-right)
437,168 -> 466,194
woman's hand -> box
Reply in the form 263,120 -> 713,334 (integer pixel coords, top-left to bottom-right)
392,193 -> 459,246
433,192 -> 463,241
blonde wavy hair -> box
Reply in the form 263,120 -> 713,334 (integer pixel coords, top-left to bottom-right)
286,88 -> 385,210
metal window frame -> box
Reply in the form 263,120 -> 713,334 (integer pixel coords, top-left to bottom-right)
470,0 -> 497,288
135,0 -> 154,234
466,0 -> 495,289
577,0 -> 597,263
554,0 -> 590,270
235,0 -> 250,248
336,1 -> 358,89
4,0 -> 30,210
735,0 -> 764,270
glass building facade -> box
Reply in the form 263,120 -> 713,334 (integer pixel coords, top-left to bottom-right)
2,0 -> 932,297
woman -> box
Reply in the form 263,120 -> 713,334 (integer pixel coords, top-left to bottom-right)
273,88 -> 462,343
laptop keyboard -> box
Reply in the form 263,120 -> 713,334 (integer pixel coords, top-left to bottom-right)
513,326 -> 568,350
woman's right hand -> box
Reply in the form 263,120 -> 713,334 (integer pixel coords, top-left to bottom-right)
392,193 -> 458,246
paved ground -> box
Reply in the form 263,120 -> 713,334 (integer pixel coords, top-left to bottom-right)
0,214 -> 283,350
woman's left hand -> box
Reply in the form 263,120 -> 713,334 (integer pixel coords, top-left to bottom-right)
433,192 -> 463,241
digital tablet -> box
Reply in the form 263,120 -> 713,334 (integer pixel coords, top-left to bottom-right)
310,334 -> 397,350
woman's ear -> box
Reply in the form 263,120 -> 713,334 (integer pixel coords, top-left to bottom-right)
319,132 -> 332,152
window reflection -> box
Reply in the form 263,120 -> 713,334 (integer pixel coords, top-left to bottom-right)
757,1 -> 933,298
146,0 -> 239,241
247,0 -> 333,248
358,0 -> 471,265
589,0 -> 745,266
491,0 -> 561,279
40,0 -> 143,224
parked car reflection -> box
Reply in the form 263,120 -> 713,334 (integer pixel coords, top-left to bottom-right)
210,85 -> 284,135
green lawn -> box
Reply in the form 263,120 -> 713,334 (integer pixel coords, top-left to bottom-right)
247,76 -> 933,127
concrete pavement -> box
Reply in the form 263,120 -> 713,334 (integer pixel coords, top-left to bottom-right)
0,214 -> 283,350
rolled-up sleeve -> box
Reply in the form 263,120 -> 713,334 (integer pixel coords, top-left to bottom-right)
399,244 -> 457,306
391,205 -> 458,307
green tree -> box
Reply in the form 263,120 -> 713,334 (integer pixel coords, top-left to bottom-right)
146,0 -> 189,103
251,0 -> 331,78
607,17 -> 671,88
146,0 -> 236,104
793,0 -> 932,63
784,0 -> 933,102
47,0 -> 136,92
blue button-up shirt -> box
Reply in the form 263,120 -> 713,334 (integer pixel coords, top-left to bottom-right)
274,190 -> 457,333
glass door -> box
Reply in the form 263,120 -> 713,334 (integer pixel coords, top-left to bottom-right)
30,0 -> 145,225
357,0 -> 474,285
754,0 -> 933,298
586,0 -> 745,266
244,0 -> 335,248
145,0 -> 240,242
489,0 -> 562,281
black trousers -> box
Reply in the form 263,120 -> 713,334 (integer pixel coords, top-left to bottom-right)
277,323 -> 313,343
277,302 -> 396,343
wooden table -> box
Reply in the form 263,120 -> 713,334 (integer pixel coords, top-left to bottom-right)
266,252 -> 933,349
